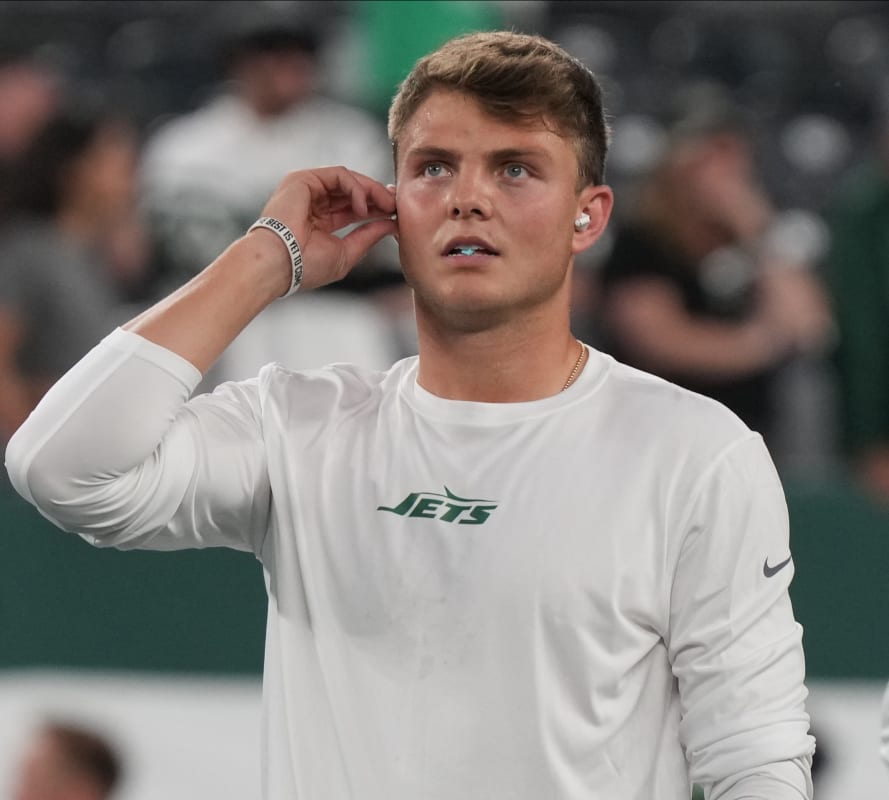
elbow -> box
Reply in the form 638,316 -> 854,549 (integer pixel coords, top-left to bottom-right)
7,440 -> 125,536
5,421 -> 42,506
6,432 -> 183,541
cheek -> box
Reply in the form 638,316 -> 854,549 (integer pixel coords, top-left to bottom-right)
393,190 -> 431,244
392,206 -> 421,280
515,200 -> 573,245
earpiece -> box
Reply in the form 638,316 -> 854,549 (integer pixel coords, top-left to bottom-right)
574,213 -> 591,232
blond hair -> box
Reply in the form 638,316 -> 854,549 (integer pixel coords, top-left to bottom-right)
388,31 -> 610,188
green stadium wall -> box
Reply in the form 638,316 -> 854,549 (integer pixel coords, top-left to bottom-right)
1,478 -> 887,677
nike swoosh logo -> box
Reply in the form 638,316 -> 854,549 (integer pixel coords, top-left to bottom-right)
763,555 -> 792,578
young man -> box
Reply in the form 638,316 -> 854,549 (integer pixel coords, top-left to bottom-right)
5,32 -> 814,800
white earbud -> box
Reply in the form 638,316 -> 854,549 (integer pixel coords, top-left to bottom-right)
574,212 -> 591,232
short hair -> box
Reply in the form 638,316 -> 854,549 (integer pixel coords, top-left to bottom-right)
8,102 -> 129,217
388,31 -> 610,188
45,721 -> 122,796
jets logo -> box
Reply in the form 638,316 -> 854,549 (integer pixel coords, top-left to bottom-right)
377,487 -> 498,525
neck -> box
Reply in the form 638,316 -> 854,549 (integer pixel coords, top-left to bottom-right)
415,311 -> 584,402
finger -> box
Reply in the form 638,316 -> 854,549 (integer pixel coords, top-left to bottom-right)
362,177 -> 398,215
339,218 -> 398,267
321,203 -> 396,234
331,168 -> 397,216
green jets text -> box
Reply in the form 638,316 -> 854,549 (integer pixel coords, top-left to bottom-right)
377,487 -> 498,525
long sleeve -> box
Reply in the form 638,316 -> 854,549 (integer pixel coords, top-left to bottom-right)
5,327 -> 271,554
881,681 -> 889,773
667,434 -> 815,799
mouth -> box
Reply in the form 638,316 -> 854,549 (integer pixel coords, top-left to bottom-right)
442,239 -> 500,257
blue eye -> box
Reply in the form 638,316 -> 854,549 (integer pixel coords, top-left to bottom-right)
424,163 -> 446,177
504,164 -> 528,178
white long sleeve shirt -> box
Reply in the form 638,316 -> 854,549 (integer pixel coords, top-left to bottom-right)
881,681 -> 889,772
6,329 -> 815,799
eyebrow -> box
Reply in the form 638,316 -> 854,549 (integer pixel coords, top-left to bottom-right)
403,145 -> 553,164
404,146 -> 455,162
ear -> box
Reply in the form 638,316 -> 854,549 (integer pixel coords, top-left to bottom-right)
385,183 -> 399,242
571,184 -> 613,255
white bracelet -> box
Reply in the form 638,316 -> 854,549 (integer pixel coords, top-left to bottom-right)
248,216 -> 303,297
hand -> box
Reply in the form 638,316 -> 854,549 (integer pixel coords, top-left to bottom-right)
758,268 -> 835,354
250,167 -> 398,293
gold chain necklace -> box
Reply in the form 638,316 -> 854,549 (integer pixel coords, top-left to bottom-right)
561,340 -> 586,392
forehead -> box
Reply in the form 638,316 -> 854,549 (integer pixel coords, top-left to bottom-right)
397,89 -> 573,161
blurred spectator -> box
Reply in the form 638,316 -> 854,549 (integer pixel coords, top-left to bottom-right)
824,106 -> 889,504
139,1 -> 407,384
11,719 -> 122,800
0,102 -> 149,442
597,96 -> 836,473
0,52 -> 61,219
140,0 -> 394,291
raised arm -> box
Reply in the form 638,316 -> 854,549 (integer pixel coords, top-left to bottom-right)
5,168 -> 397,547
126,167 -> 397,373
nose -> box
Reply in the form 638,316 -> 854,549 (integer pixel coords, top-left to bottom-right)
449,167 -> 492,220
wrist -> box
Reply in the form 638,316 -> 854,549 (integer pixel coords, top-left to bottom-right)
234,231 -> 295,302
247,217 -> 303,297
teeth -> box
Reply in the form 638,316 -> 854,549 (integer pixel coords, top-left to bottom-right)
450,246 -> 484,256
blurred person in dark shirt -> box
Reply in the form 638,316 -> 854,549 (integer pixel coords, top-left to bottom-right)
598,103 -> 834,470
0,102 -> 149,441
0,52 -> 61,219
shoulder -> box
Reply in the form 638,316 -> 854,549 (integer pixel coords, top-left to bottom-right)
594,353 -> 754,461
253,357 -> 413,421
142,96 -> 242,165
589,355 -> 777,536
297,96 -> 385,130
291,97 -> 391,171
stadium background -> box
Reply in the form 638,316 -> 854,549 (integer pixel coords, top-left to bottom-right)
0,0 -> 887,797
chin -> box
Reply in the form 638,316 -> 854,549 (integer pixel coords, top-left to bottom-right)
415,291 -> 520,333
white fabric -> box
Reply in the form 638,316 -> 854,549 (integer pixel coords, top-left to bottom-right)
219,292 -> 400,383
5,329 -> 815,800
881,681 -> 889,773
142,93 -> 391,221
140,94 -> 393,281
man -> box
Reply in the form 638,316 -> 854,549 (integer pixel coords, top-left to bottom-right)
6,32 -> 815,799
12,721 -> 122,800
140,1 -> 392,291
140,2 -> 404,386
597,99 -> 834,474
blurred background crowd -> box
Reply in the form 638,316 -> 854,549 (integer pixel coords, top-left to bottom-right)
1,1 -> 888,798
2,0 -> 889,501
